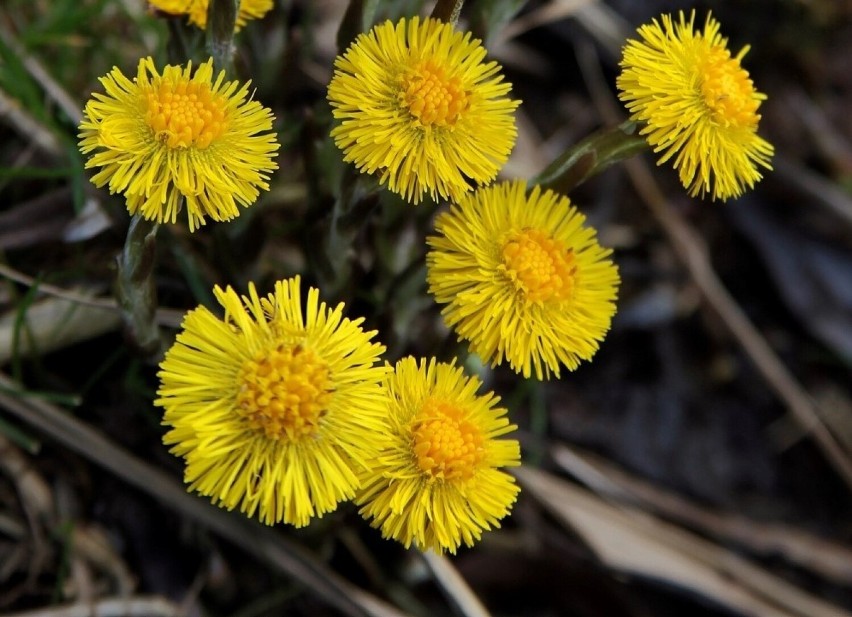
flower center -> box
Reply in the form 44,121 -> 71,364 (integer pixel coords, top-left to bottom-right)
500,229 -> 577,303
400,61 -> 469,127
236,343 -> 332,441
699,46 -> 760,128
411,398 -> 485,481
144,79 -> 227,149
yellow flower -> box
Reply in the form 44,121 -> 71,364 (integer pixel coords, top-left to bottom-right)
427,180 -> 619,380
327,16 -> 520,204
148,0 -> 273,31
156,276 -> 389,527
616,11 -> 774,200
78,57 -> 279,231
356,357 -> 520,554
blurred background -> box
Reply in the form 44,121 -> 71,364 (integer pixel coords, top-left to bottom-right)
1,0 -> 852,616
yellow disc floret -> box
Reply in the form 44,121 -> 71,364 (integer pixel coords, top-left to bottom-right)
500,229 -> 577,303
699,46 -> 761,128
144,80 -> 227,149
237,344 -> 332,441
412,398 -> 485,481
401,61 -> 470,127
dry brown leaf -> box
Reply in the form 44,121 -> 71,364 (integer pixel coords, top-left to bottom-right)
515,465 -> 852,617
551,444 -> 852,587
0,295 -> 121,363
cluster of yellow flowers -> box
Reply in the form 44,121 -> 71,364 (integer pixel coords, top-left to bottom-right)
78,7 -> 773,553
156,276 -> 521,553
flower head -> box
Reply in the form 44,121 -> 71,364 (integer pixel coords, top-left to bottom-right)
327,16 -> 520,204
427,180 -> 619,380
156,276 -> 388,527
616,11 -> 774,200
356,357 -> 520,554
79,57 -> 279,231
148,0 -> 273,31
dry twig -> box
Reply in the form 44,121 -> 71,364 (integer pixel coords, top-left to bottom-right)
0,372 -> 412,617
421,551 -> 492,617
0,22 -> 83,125
3,596 -> 182,617
623,158 -> 852,490
0,263 -> 185,328
0,90 -> 63,157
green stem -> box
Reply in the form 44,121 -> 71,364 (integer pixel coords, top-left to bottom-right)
533,120 -> 650,195
206,0 -> 239,73
316,168 -> 379,294
166,15 -> 192,64
116,215 -> 163,358
336,0 -> 380,51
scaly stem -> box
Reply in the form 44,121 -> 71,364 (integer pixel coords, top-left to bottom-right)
116,215 -> 163,358
207,0 -> 239,74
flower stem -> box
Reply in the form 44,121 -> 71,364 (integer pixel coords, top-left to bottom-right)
116,215 -> 163,358
431,0 -> 465,26
166,15 -> 192,64
315,167 -> 379,295
533,120 -> 649,195
336,0 -> 380,51
206,0 -> 239,74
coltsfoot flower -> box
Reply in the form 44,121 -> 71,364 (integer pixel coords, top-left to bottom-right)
156,277 -> 389,527
79,57 -> 279,231
148,0 -> 273,31
356,357 -> 520,554
427,180 -> 620,380
327,16 -> 520,204
616,11 -> 774,200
